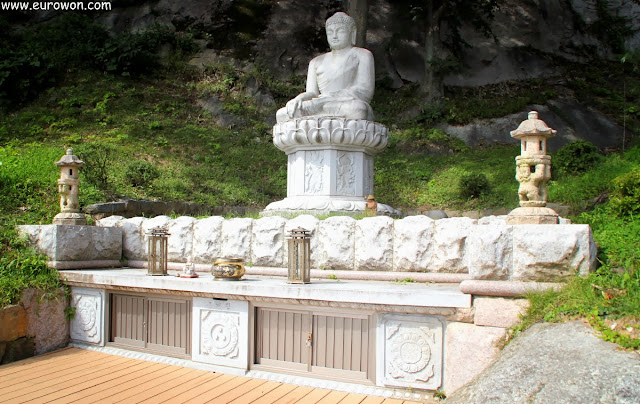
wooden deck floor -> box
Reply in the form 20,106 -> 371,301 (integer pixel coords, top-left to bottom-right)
0,348 -> 421,404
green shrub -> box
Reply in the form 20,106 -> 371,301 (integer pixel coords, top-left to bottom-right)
125,160 -> 160,188
459,173 -> 490,199
608,168 -> 640,218
554,140 -> 601,175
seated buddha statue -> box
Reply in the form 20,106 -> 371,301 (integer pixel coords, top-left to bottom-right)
276,12 -> 375,123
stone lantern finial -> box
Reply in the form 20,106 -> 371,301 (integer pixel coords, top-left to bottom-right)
506,111 -> 559,225
52,148 -> 87,226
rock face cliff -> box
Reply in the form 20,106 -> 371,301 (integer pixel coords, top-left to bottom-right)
26,0 -> 636,148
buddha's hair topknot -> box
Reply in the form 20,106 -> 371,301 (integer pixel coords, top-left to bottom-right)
326,12 -> 356,31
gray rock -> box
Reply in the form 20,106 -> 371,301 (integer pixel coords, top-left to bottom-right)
446,321 -> 640,403
21,289 -> 69,355
1,337 -> 35,364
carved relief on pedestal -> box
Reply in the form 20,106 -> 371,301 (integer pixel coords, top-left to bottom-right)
305,151 -> 325,194
379,315 -> 443,390
70,288 -> 104,344
200,310 -> 240,359
337,151 -> 356,196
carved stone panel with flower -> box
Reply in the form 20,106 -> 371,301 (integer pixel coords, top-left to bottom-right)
70,287 -> 104,345
379,314 -> 443,390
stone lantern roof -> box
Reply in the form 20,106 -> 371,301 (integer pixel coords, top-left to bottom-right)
55,149 -> 84,167
510,111 -> 557,139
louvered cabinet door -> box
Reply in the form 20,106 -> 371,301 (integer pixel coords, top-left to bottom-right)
255,307 -> 311,372
110,294 -> 145,347
146,296 -> 192,356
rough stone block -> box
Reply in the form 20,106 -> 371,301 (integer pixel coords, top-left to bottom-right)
18,225 -> 122,262
220,218 -> 253,262
192,216 -> 224,264
120,217 -> 146,260
430,217 -> 476,273
474,297 -> 529,328
96,215 -> 125,228
378,314 -> 443,390
467,225 -> 512,280
512,224 -> 596,281
167,216 -> 196,262
0,305 -> 27,342
252,216 -> 286,267
355,216 -> 394,271
315,216 -> 355,270
444,322 -> 505,393
393,215 -> 434,271
22,289 -> 69,354
284,215 -> 320,268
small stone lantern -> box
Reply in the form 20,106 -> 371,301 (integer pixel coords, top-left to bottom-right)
147,226 -> 170,276
506,111 -> 559,224
287,227 -> 311,284
52,149 -> 87,225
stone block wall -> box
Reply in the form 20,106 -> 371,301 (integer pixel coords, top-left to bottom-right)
97,214 -> 596,281
0,289 -> 69,364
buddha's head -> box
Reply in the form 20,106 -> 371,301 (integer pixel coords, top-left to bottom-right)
325,12 -> 356,50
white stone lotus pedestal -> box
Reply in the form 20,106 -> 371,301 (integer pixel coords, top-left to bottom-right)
262,117 -> 397,216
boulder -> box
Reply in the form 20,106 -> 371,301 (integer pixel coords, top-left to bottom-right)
192,216 -> 224,264
220,218 -> 253,262
252,216 -> 286,267
430,217 -> 476,273
467,225 -> 512,280
392,215 -> 434,271
21,289 -> 69,354
167,216 -> 196,262
446,321 -> 640,403
354,216 -> 394,271
0,305 -> 27,342
315,216 -> 356,270
120,217 -> 146,261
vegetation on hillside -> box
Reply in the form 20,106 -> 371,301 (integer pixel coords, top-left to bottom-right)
0,12 -> 639,350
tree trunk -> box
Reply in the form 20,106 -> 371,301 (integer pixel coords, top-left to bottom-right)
347,0 -> 369,48
423,0 -> 444,103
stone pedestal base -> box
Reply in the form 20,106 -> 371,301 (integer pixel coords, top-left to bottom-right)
52,212 -> 87,225
506,207 -> 559,225
261,196 -> 399,217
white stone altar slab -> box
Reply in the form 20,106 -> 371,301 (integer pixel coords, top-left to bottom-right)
70,287 -> 105,345
60,269 -> 472,309
377,314 -> 443,390
192,297 -> 249,370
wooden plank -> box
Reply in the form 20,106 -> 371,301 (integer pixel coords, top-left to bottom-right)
269,310 -> 278,360
136,372 -> 215,403
285,311 -> 294,362
87,366 -> 198,403
108,368 -> 205,403
337,393 -> 368,404
334,316 -> 344,370
316,390 -> 349,404
139,373 -> 236,403
361,319 -> 368,373
272,385 -> 315,403
249,383 -> 298,404
182,375 -> 251,404
295,388 -> 332,404
359,396 -> 385,404
8,356 -> 143,403
379,399 -> 405,404
68,362 -> 180,402
343,317 -> 353,371
0,354 -> 134,398
316,315 -> 326,367
0,349 -> 100,380
202,376 -> 267,404
326,316 -> 335,368
0,347 -> 79,372
351,319 -> 362,372
56,361 -> 172,403
226,380 -> 282,404
277,309 -> 286,361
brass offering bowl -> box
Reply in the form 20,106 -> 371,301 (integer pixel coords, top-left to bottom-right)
212,258 -> 245,281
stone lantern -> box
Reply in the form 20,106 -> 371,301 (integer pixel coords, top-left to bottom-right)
53,148 -> 87,225
506,111 -> 559,224
287,227 -> 311,284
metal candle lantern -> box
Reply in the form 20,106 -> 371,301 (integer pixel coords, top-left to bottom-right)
287,227 -> 311,284
147,226 -> 170,276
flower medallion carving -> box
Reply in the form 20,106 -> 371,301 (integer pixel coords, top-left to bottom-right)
200,310 -> 240,358
70,289 -> 102,344
382,316 -> 443,390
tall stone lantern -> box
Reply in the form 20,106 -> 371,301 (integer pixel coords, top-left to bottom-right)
506,111 -> 559,224
53,148 -> 87,226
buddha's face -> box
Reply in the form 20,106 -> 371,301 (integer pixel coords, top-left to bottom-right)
326,23 -> 352,50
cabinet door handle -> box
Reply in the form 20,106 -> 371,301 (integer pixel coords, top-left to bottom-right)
306,332 -> 312,347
